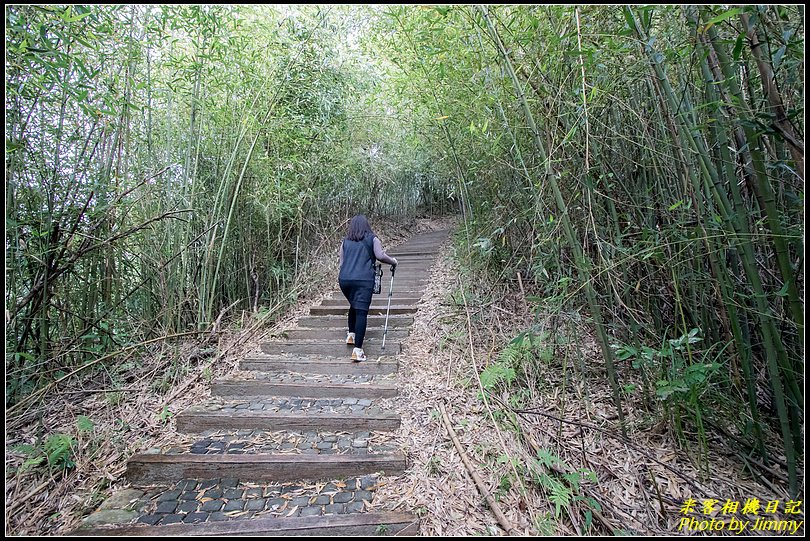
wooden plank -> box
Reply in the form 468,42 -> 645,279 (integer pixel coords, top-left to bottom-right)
309,306 -> 417,316
259,340 -> 401,356
295,315 -> 413,328
126,452 -> 408,484
277,328 -> 410,340
79,511 -> 419,536
380,260 -> 434,265
175,410 -> 401,433
211,380 -> 399,399
380,273 -> 430,276
319,297 -> 422,306
240,356 -> 398,375
387,250 -> 438,256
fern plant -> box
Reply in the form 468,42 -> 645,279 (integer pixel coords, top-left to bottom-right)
531,448 -> 599,525
44,434 -> 76,470
13,433 -> 76,473
479,361 -> 516,391
478,335 -> 528,394
13,443 -> 45,473
76,415 -> 94,434
548,481 -> 572,519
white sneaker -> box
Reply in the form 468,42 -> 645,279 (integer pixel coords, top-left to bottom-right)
346,332 -> 355,345
351,347 -> 366,362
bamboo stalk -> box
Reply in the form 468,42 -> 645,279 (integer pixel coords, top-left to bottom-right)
740,12 -> 804,181
479,5 -> 626,434
438,401 -> 520,536
706,16 -> 804,341
691,15 -> 768,462
627,5 -> 800,496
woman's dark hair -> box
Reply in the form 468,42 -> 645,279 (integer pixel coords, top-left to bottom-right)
346,214 -> 374,241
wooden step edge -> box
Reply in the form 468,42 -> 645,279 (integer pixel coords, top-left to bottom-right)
258,339 -> 401,346
319,299 -> 423,305
274,329 -> 411,337
211,381 -> 399,398
258,342 -> 402,355
238,362 -> 398,375
241,355 -> 399,366
175,410 -> 402,433
308,307 -> 418,315
294,316 -> 416,320
310,305 -> 420,309
273,326 -> 412,331
296,315 -> 415,321
78,510 -> 420,536
294,321 -> 413,330
125,452 -> 408,484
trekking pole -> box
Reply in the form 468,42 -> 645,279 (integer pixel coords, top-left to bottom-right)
381,265 -> 396,351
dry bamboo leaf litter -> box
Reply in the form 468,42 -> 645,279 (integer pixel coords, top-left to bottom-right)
368,226 -> 802,537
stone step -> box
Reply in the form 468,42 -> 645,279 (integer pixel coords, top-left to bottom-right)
259,340 -> 401,356
309,305 -> 417,316
211,379 -> 399,399
368,289 -> 428,296
180,396 -> 390,415
161,429 -> 392,456
127,451 -> 407,484
274,328 -> 410,341
381,277 -> 430,282
391,249 -> 438,253
389,258 -> 436,263
176,409 -> 400,434
319,297 -> 422,306
80,476 -> 402,530
396,239 -> 445,245
378,263 -> 434,268
296,315 -> 413,328
384,284 -> 429,290
370,292 -> 428,298
371,267 -> 432,273
375,266 -> 433,270
388,250 -> 439,256
82,511 -> 418,536
241,355 -> 397,375
220,371 -> 394,386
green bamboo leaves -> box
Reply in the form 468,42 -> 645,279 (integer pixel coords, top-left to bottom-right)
628,5 -> 802,496
367,4 -> 802,499
5,5 -> 437,407
478,5 -> 627,434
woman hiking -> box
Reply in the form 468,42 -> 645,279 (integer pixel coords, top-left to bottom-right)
338,215 -> 398,361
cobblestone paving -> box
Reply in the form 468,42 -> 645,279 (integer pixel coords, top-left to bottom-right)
224,371 -> 397,385
294,316 -> 414,328
160,430 -> 396,456
188,396 -> 391,417
135,476 -> 380,525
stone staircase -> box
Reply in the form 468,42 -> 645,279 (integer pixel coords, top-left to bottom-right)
81,229 -> 450,535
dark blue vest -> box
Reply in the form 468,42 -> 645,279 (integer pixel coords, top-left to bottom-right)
339,234 -> 376,282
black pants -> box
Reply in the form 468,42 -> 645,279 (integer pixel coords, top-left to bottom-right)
340,279 -> 373,349
348,307 -> 369,348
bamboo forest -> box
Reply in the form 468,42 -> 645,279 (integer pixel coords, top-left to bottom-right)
4,4 -> 805,536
